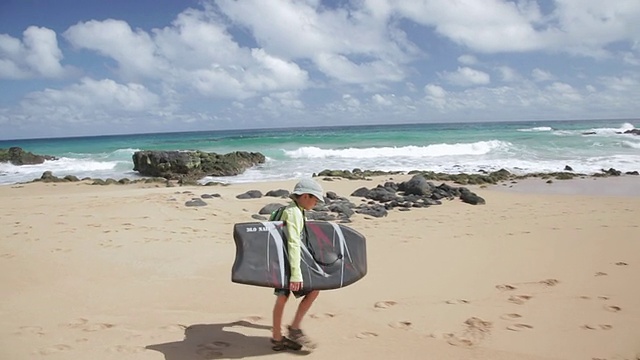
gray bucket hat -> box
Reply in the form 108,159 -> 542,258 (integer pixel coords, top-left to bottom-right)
291,178 -> 324,203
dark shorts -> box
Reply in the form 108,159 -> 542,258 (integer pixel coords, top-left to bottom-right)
274,288 -> 311,298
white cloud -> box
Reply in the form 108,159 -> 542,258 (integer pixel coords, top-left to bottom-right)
458,54 -> 478,65
20,78 -> 160,118
394,0 -> 546,52
496,66 -> 521,82
546,82 -> 582,102
440,67 -> 490,86
0,26 -> 70,79
424,84 -> 448,110
599,75 -> 638,92
64,19 -> 162,79
342,94 -> 361,108
63,12 -> 309,99
372,93 -> 395,106
532,68 -> 555,82
262,91 -> 305,110
385,0 -> 640,58
215,0 -> 419,85
2,0 -> 640,139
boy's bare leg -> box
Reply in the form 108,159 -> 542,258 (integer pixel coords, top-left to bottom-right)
290,290 -> 319,330
272,295 -> 288,340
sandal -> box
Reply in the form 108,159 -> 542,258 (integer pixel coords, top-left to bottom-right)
270,336 -> 302,351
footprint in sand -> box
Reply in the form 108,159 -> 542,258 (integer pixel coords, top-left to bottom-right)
444,333 -> 476,347
310,312 -> 336,319
445,299 -> 469,305
614,262 -> 628,266
388,321 -> 412,330
500,313 -> 522,321
594,272 -> 608,277
537,279 -> 560,286
506,324 -> 534,331
499,279 -> 559,290
108,345 -> 147,353
581,324 -> 613,330
603,305 -> 621,313
446,317 -> 492,347
38,344 -> 72,355
356,331 -> 378,339
15,325 -> 45,336
508,295 -> 533,305
374,300 -> 397,309
64,318 -> 115,332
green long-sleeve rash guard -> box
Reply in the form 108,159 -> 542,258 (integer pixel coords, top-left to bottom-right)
280,202 -> 305,283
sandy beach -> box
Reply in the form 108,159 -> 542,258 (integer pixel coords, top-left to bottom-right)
1,175 -> 638,360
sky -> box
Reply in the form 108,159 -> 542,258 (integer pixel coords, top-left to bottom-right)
0,0 -> 639,140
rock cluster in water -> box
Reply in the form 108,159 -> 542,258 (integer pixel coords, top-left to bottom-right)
132,150 -> 265,183
0,147 -> 57,165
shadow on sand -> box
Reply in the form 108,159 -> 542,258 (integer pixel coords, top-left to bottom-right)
146,320 -> 309,359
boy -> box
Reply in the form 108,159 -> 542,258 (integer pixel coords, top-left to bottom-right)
270,178 -> 324,351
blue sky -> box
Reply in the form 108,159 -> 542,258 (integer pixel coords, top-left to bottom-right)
1,0 -> 639,140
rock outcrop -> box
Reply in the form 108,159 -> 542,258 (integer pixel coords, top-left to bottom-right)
132,150 -> 265,181
0,147 -> 57,165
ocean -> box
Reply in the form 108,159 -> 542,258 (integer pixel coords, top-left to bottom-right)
1,119 -> 639,186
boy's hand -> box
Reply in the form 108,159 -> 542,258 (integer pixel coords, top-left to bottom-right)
289,281 -> 303,291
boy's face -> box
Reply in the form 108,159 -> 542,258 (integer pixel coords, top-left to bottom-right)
298,193 -> 319,210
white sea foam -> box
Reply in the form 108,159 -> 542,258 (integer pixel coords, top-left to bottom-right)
518,126 -> 553,132
0,157 -> 134,184
623,141 -> 640,149
583,122 -> 636,135
283,140 -> 509,159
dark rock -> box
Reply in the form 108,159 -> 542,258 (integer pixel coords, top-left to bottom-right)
564,165 -> 573,171
37,171 -> 68,183
582,131 -> 597,135
623,129 -> 640,135
132,150 -> 265,181
459,189 -> 485,205
626,171 -> 639,175
383,182 -> 399,192
201,194 -> 220,199
351,187 -> 370,197
62,175 -> 80,182
185,198 -> 208,207
365,187 -> 398,203
0,147 -> 57,165
328,203 -> 355,217
601,168 -> 622,176
306,211 -> 337,221
398,174 -> 434,196
266,189 -> 290,198
258,203 -> 287,215
236,190 -> 263,199
326,191 -> 341,200
356,205 -> 388,218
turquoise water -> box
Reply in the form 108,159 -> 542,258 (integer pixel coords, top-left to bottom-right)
1,119 -> 639,185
